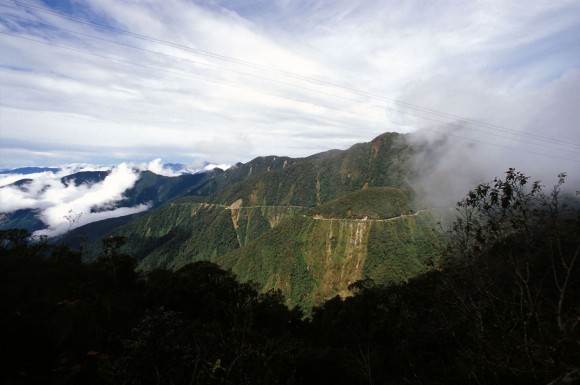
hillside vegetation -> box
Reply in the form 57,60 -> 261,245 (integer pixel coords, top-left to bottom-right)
207,132 -> 412,207
218,209 -> 442,309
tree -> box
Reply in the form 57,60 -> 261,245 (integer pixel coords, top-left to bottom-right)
448,168 -> 545,257
444,169 -> 580,382
98,236 -> 137,285
0,228 -> 31,255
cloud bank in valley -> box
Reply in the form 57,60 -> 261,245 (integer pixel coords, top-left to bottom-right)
0,160 -> 197,237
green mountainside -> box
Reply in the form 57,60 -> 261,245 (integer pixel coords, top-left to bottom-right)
218,209 -> 443,309
61,170 -> 110,186
206,132 -> 412,207
72,132 -> 446,308
0,209 -> 46,233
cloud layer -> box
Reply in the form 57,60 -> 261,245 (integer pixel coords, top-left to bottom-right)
0,163 -> 147,237
0,158 -> 224,237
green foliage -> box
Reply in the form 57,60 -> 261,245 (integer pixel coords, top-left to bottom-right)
105,201 -> 307,271
219,209 -> 443,310
449,168 -> 562,257
364,213 -> 444,285
208,132 -> 412,208
0,228 -> 31,249
219,216 -> 320,308
63,132 -> 418,281
301,171 -> 580,384
66,132 -> 424,310
306,274 -> 462,384
14,141 -> 577,385
0,231 -> 142,384
311,187 -> 412,219
123,170 -> 214,207
0,235 -> 303,385
0,209 -> 45,233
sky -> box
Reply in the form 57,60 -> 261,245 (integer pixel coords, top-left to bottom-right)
0,0 -> 578,169
1,0 -> 580,235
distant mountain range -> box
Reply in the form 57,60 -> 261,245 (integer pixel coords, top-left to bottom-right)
0,167 -> 61,175
0,161 -> 229,176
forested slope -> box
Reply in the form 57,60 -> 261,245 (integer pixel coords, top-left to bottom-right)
68,132 -> 431,308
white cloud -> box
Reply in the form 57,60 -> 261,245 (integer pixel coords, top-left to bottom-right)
35,204 -> 150,238
0,0 -> 578,178
0,162 -> 149,237
0,159 -> 236,236
145,158 -> 179,177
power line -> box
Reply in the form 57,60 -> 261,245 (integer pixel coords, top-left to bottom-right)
4,0 -> 580,151
0,31 -> 391,124
1,14 -> 392,108
5,12 -> 580,157
419,126 -> 580,164
2,31 -> 579,165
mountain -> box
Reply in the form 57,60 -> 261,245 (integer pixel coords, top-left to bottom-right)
61,171 -> 110,187
3,166 -> 578,385
66,132 -> 447,308
0,170 -> 114,232
217,193 -> 442,309
0,167 -> 60,175
0,209 -> 46,233
0,132 -> 447,308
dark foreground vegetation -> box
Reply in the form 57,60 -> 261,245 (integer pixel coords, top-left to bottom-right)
1,170 -> 579,385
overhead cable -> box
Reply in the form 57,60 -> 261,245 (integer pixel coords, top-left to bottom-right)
4,0 -> 580,151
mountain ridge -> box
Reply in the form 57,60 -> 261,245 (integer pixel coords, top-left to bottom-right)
66,132 -> 445,308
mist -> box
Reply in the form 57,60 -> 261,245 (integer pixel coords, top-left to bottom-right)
406,124 -> 580,210
397,67 -> 580,209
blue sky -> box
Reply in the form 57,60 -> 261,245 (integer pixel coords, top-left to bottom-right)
1,0 -> 580,172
